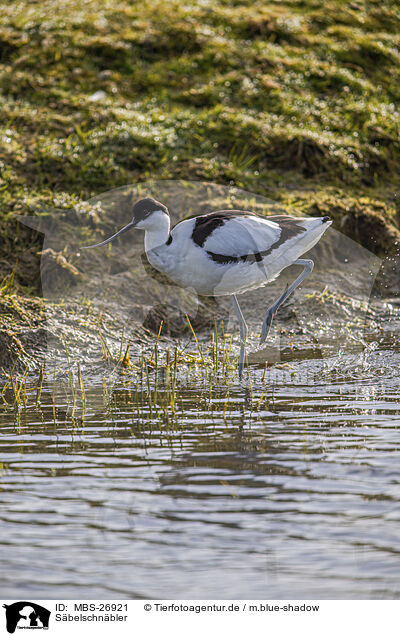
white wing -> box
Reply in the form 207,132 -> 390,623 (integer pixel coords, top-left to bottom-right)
202,215 -> 282,257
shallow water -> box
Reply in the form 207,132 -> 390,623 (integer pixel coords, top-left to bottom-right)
1,342 -> 400,599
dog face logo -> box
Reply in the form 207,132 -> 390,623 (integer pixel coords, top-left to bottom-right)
3,602 -> 50,633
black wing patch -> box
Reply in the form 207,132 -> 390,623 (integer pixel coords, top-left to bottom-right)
191,210 -> 256,248
205,215 -> 306,265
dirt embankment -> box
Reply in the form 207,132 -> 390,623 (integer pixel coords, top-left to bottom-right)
2,184 -> 400,374
1,1 -> 400,372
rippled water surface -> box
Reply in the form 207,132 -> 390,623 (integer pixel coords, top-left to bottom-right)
1,344 -> 400,599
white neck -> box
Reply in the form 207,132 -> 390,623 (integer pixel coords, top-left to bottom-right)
143,211 -> 171,252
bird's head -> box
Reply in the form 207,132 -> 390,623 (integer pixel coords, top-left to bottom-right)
82,197 -> 169,248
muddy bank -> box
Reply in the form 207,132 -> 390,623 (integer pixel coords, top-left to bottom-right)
2,272 -> 400,383
2,0 -> 400,376
1,183 -> 400,377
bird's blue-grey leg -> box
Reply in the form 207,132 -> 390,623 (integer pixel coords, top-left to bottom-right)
260,259 -> 314,345
232,294 -> 248,379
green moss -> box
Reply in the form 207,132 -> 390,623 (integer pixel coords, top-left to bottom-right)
0,0 -> 400,289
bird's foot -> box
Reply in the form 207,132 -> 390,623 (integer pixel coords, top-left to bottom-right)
260,309 -> 275,345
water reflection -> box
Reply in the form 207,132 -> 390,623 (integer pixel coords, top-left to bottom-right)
1,349 -> 400,599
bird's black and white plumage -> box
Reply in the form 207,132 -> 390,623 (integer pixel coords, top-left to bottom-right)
83,197 -> 332,377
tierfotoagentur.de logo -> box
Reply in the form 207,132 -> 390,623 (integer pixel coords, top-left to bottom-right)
3,602 -> 51,634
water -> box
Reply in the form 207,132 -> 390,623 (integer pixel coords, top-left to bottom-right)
1,345 -> 400,599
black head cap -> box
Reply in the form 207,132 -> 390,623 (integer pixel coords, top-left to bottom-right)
133,198 -> 169,223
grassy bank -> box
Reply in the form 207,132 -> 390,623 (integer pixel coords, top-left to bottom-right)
0,0 -> 400,338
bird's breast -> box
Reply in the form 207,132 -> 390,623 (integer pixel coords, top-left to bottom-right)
146,243 -> 218,293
